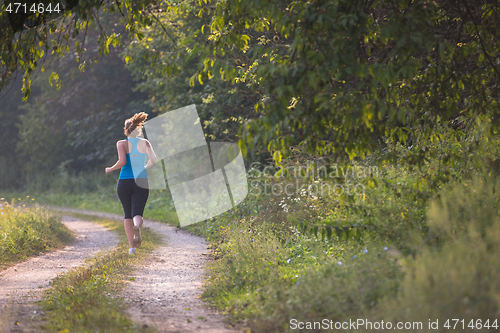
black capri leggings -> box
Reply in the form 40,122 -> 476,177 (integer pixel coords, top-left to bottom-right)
117,178 -> 149,219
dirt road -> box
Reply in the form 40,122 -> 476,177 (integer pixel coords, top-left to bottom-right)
50,208 -> 238,333
0,215 -> 119,332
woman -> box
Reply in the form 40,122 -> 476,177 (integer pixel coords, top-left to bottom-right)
105,112 -> 157,255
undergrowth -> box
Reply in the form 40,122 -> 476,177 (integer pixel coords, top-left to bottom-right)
0,197 -> 73,267
186,156 -> 500,332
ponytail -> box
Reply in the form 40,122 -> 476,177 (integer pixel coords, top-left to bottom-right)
124,112 -> 148,136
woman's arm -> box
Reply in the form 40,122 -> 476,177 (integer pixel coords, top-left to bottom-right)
144,139 -> 157,170
105,141 -> 127,174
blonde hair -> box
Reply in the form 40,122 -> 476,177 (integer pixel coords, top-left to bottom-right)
124,112 -> 148,136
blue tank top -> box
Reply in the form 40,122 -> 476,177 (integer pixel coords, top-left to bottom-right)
119,138 -> 148,179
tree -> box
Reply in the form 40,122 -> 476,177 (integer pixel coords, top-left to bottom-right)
0,0 -> 157,98
16,34 -> 150,180
193,0 -> 499,172
123,0 -> 267,162
3,0 -> 499,180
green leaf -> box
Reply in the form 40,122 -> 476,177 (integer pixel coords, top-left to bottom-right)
325,225 -> 332,239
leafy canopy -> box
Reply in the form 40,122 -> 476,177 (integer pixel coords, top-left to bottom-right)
194,0 -> 499,167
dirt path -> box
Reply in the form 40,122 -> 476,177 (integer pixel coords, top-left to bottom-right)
53,208 -> 239,333
0,215 -> 119,332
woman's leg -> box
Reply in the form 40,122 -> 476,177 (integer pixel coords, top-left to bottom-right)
131,179 -> 149,248
132,215 -> 143,248
124,218 -> 134,248
117,179 -> 135,252
133,215 -> 143,228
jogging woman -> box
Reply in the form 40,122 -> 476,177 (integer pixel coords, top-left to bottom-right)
105,112 -> 157,255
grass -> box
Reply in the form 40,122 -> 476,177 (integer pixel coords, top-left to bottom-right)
0,191 -> 168,332
0,197 -> 74,268
39,212 -> 163,332
0,188 -> 179,225
184,159 -> 500,332
3,140 -> 500,332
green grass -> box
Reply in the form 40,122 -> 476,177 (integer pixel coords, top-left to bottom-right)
184,162 -> 500,332
0,187 -> 179,225
0,197 -> 74,268
4,148 -> 500,332
39,212 -> 163,332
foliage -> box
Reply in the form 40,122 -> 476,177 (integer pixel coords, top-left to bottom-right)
186,168 -> 402,331
2,0 -> 499,174
185,150 -> 500,331
376,177 -> 500,331
0,0 -> 159,98
0,76 -> 35,188
0,18 -> 152,190
15,35 -> 151,179
192,0 -> 500,169
246,153 -> 430,253
122,0 -> 267,161
0,197 -> 73,266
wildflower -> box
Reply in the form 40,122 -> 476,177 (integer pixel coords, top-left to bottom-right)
353,255 -> 357,259
296,281 -> 300,285
337,261 -> 342,266
251,238 -> 254,242
384,247 -> 388,251
1,212 -> 3,215
287,259 -> 291,264
364,250 -> 368,253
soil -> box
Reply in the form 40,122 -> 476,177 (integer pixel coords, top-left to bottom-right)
2,207 -> 240,333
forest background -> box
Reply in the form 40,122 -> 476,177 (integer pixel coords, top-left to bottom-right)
1,0 -> 500,331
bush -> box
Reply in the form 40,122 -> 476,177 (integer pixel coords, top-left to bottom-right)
377,177 -> 500,331
201,213 -> 400,332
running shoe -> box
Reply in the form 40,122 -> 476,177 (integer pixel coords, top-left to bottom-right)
129,248 -> 136,255
132,226 -> 142,248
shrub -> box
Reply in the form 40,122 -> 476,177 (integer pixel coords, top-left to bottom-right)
377,177 -> 500,331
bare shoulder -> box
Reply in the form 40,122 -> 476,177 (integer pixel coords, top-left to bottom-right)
116,140 -> 127,147
141,138 -> 152,147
